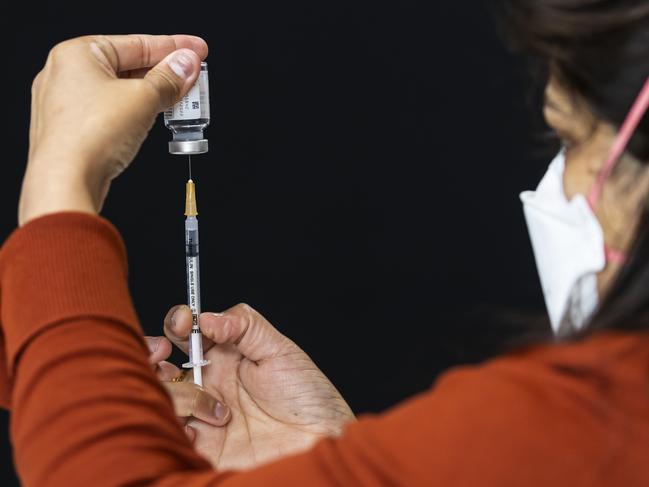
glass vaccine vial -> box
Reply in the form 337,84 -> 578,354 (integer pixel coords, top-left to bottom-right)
164,62 -> 210,155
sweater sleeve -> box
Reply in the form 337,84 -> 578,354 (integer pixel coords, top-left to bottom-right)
0,213 -> 215,486
0,332 -> 10,409
0,213 -> 609,487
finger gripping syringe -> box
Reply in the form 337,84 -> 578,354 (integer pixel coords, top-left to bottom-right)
183,179 -> 210,386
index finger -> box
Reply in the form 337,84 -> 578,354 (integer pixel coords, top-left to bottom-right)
90,34 -> 208,73
199,303 -> 291,363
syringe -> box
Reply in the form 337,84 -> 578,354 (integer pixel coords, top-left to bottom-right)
182,178 -> 210,386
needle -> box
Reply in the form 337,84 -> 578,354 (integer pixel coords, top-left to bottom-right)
188,154 -> 192,180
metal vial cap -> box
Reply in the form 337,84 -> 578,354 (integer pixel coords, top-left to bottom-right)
169,139 -> 209,155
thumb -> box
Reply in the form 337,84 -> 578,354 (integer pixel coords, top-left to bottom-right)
143,48 -> 202,112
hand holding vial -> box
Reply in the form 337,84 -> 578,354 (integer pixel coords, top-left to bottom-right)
20,34 -> 208,226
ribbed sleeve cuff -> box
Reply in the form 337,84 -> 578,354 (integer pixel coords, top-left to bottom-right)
0,212 -> 140,374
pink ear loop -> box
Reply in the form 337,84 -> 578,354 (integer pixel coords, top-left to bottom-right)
586,77 -> 649,265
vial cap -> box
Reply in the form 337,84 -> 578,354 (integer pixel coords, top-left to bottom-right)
169,139 -> 208,155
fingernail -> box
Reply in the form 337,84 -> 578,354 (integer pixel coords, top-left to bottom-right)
168,50 -> 194,79
184,425 -> 196,443
211,312 -> 225,317
171,309 -> 180,329
214,401 -> 229,421
188,35 -> 206,44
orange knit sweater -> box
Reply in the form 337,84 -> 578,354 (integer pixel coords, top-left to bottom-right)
1,213 -> 648,486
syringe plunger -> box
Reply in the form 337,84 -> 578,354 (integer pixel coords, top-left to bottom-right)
184,328 -> 210,368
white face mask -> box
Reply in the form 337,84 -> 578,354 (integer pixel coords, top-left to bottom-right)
520,151 -> 606,336
519,77 -> 649,336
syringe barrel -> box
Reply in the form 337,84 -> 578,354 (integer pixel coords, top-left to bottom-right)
182,203 -> 210,381
185,216 -> 201,317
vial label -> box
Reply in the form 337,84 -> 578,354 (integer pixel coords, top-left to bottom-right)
167,82 -> 201,120
199,70 -> 210,119
165,71 -> 209,121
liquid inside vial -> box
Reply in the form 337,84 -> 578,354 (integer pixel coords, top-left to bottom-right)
164,62 -> 210,154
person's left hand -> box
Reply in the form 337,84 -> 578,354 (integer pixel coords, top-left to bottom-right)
148,303 -> 355,471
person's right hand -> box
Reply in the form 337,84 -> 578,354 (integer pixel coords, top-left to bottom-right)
21,34 -> 208,226
152,303 -> 356,471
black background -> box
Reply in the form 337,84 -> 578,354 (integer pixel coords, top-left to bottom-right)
2,1 -> 550,484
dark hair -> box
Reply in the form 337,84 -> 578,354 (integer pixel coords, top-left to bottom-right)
496,0 -> 649,334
